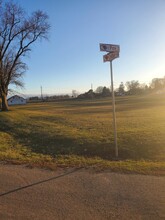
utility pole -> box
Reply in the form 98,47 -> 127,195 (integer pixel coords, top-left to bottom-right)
41,86 -> 43,101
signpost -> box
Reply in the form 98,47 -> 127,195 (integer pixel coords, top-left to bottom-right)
100,43 -> 120,158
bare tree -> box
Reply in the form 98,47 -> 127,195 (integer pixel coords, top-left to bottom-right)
95,86 -> 104,94
72,90 -> 78,98
125,80 -> 140,95
117,82 -> 125,95
150,77 -> 165,91
0,0 -> 50,111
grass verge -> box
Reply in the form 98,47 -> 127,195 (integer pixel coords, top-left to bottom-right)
1,146 -> 165,176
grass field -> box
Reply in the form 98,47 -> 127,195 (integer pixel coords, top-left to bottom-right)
0,94 -> 165,174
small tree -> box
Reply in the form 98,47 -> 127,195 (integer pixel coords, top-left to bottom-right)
102,86 -> 111,96
125,80 -> 140,95
0,0 -> 50,111
118,82 -> 125,95
150,77 -> 165,91
72,90 -> 78,98
95,86 -> 104,94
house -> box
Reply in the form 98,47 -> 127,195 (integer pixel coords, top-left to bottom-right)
7,95 -> 27,105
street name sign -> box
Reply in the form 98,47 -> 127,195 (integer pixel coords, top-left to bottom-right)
103,51 -> 119,62
100,43 -> 120,53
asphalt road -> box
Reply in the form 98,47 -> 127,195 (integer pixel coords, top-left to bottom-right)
0,165 -> 165,220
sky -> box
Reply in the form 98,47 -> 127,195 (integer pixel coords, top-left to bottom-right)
9,0 -> 165,96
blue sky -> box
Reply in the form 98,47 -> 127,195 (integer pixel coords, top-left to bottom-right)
12,0 -> 165,95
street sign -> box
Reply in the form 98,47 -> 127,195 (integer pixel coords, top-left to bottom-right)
103,51 -> 119,62
100,43 -> 120,53
99,42 -> 120,158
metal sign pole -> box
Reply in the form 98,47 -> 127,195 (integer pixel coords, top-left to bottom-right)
110,61 -> 118,158
100,43 -> 120,158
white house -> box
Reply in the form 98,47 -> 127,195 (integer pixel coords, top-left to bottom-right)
7,95 -> 27,105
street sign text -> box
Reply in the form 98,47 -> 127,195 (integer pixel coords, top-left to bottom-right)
103,51 -> 119,62
100,43 -> 120,53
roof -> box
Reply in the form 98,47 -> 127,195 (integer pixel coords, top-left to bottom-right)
7,95 -> 26,101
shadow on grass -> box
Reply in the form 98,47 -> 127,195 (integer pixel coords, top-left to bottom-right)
0,113 -> 158,161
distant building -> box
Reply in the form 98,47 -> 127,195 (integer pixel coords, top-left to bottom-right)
7,95 -> 26,105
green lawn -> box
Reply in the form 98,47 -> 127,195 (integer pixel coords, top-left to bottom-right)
0,94 -> 165,174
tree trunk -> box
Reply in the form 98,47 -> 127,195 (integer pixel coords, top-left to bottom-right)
0,98 -> 2,110
1,92 -> 9,111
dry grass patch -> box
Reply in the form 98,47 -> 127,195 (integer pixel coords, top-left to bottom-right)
0,94 -> 165,174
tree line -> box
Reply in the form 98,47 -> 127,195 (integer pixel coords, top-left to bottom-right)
119,77 -> 165,95
77,76 -> 165,99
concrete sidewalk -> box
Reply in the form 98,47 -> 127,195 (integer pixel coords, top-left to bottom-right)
0,164 -> 165,220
